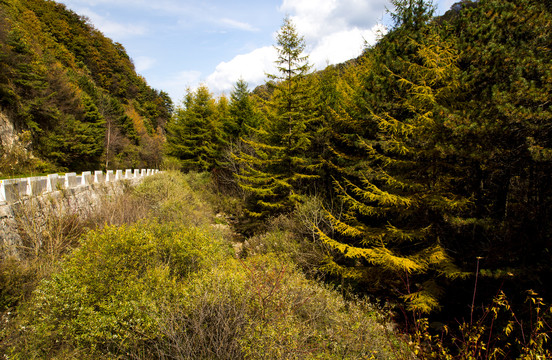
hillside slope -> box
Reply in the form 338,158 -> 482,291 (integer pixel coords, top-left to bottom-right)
0,0 -> 173,175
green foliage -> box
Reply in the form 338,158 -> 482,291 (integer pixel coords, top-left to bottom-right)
41,93 -> 105,171
1,171 -> 413,359
226,79 -> 262,141
134,170 -> 215,226
410,291 -> 552,359
154,254 -> 413,360
318,18 -> 468,313
165,85 -> 224,172
0,0 -> 172,173
445,0 -> 552,289
11,222 -> 230,358
389,0 -> 435,31
233,18 -> 321,219
1,0 -> 551,357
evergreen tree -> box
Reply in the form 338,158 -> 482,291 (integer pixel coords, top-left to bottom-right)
447,0 -> 552,293
226,79 -> 260,142
0,0 -> 172,173
44,93 -> 105,171
233,17 -> 320,218
165,85 -> 223,172
318,16 -> 467,313
389,0 -> 435,31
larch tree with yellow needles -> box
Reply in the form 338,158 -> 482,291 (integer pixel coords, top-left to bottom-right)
318,21 -> 470,314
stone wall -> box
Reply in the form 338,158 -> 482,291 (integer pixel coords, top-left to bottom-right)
0,169 -> 159,204
0,169 -> 159,257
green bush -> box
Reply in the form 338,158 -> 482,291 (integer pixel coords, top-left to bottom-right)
153,254 -> 413,360
0,258 -> 38,312
243,212 -> 328,277
9,222 -> 231,358
160,156 -> 183,171
134,171 -> 214,226
3,172 -> 414,359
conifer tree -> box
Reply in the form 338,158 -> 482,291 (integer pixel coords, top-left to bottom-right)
233,17 -> 320,218
226,79 -> 260,142
45,93 -> 105,171
318,22 -> 468,313
448,0 -> 552,290
165,85 -> 223,171
389,0 -> 435,31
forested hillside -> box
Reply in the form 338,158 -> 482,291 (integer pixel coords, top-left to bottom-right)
0,0 -> 172,175
165,0 -> 552,357
1,0 -> 551,357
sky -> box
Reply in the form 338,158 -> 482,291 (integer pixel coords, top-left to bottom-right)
56,0 -> 458,104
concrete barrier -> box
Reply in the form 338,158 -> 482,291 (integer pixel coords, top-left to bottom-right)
94,171 -> 104,183
65,173 -> 78,188
82,171 -> 93,186
47,174 -> 62,192
28,176 -> 48,196
0,168 -> 159,204
0,179 -> 23,203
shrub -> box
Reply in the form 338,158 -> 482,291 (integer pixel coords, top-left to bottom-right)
2,172 -> 416,359
410,291 -> 552,359
133,171 -> 214,226
243,211 -> 329,277
8,222 -> 231,358
151,254 -> 414,360
1,172 -> 201,327
0,257 -> 37,312
160,156 -> 182,171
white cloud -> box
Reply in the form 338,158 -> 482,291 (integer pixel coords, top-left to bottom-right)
203,0 -> 390,94
74,7 -> 147,39
205,46 -> 277,94
308,24 -> 386,68
220,18 -> 259,32
280,0 -> 388,41
134,56 -> 156,73
280,0 -> 388,71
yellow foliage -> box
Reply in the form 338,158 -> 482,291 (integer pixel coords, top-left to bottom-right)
125,105 -> 146,135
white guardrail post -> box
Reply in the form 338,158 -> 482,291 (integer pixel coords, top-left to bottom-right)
0,169 -> 159,205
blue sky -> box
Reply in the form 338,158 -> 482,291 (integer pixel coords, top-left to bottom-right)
56,0 -> 458,104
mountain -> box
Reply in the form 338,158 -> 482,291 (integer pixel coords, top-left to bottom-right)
0,0 -> 173,175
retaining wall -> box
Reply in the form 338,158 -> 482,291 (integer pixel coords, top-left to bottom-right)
0,169 -> 160,257
0,169 -> 159,205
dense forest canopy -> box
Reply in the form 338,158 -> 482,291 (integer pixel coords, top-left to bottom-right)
167,0 -> 552,356
1,0 -> 551,358
0,0 -> 173,175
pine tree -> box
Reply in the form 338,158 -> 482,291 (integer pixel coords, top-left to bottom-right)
165,85 -> 223,172
226,79 -> 260,142
233,17 -> 320,218
389,0 -> 435,31
318,21 -> 468,313
447,0 -> 552,291
44,93 -> 105,171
